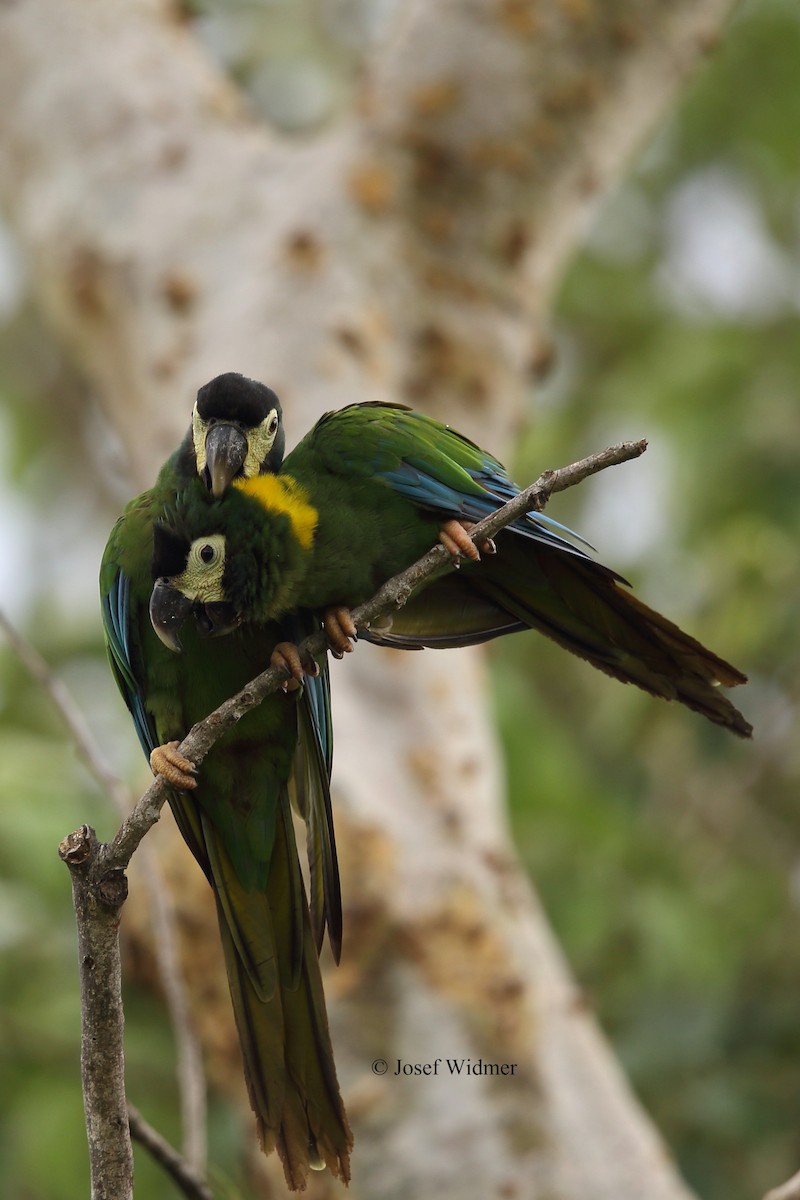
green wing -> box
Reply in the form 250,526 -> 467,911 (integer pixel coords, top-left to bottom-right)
100,503 -> 160,760
283,402 -> 750,737
292,401 -> 585,556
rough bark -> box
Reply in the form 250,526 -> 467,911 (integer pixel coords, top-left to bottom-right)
0,1 -> 738,1197
59,826 -> 133,1200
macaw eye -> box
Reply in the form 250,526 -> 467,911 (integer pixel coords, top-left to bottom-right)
268,411 -> 279,436
200,544 -> 216,564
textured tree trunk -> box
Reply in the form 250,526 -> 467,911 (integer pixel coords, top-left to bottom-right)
0,1 -> 737,1196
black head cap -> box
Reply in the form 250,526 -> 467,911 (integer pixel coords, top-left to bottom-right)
196,373 -> 282,429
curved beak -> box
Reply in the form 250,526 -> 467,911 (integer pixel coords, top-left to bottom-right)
149,579 -> 194,652
204,423 -> 248,496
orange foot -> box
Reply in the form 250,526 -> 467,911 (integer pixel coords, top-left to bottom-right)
150,741 -> 197,790
438,518 -> 496,564
271,641 -> 320,692
323,606 -> 357,659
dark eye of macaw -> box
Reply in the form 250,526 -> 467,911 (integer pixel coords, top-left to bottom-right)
268,413 -> 279,435
200,544 -> 216,564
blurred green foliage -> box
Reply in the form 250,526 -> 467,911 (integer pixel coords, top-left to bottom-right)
494,3 -> 800,1198
0,1 -> 798,1198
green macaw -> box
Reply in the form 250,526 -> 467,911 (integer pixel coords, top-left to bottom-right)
148,399 -> 752,739
99,374 -> 351,1191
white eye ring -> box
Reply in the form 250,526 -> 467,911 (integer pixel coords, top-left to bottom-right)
268,411 -> 279,435
188,534 -> 225,577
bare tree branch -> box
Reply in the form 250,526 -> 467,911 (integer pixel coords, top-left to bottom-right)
0,609 -> 131,814
58,824 -> 133,1199
363,437 -> 649,610
0,611 -> 208,1176
128,1104 -> 213,1200
140,855 -> 208,1174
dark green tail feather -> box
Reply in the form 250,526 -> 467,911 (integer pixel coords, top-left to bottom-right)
290,691 -> 342,962
476,539 -> 751,735
206,797 -> 351,1189
371,536 -> 751,738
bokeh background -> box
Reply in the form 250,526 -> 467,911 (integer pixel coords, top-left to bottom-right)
1,1 -> 798,1197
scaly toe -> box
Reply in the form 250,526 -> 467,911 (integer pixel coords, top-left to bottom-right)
271,641 -> 306,691
323,606 -> 357,656
438,529 -> 463,560
150,741 -> 197,790
439,519 -> 481,562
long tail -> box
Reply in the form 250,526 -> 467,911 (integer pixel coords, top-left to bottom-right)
369,535 -> 751,738
484,538 -> 751,735
204,795 -> 352,1190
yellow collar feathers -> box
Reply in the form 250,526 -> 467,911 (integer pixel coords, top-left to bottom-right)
234,474 -> 317,550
